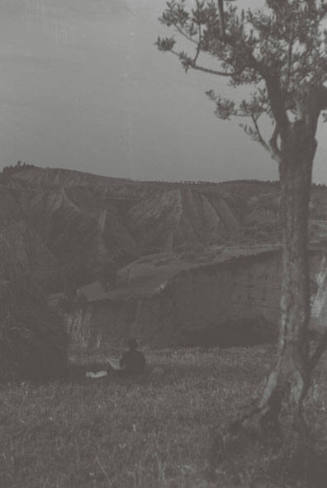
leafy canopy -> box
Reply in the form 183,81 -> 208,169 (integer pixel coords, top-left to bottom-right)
157,0 -> 327,161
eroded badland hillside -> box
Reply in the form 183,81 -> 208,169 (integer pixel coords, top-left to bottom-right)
2,164 -> 327,348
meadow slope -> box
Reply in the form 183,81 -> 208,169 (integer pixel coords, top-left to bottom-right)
1,346 -> 327,488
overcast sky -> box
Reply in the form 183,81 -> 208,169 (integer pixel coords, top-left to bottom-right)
0,0 -> 326,182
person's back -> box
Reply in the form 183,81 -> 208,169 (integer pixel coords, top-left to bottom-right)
119,339 -> 146,375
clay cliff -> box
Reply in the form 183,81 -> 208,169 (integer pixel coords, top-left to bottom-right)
1,164 -> 327,291
2,164 -> 327,349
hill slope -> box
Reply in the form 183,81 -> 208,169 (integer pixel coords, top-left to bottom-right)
1,165 -> 327,293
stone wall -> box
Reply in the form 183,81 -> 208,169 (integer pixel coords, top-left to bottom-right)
65,250 -> 327,351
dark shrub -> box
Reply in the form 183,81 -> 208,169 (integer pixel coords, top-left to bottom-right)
0,281 -> 68,381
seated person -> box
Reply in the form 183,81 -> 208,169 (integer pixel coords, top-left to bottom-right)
119,338 -> 146,375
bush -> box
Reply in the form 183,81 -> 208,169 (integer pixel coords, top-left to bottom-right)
0,281 -> 68,382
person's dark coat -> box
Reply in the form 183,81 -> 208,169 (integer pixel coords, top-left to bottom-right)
119,349 -> 146,375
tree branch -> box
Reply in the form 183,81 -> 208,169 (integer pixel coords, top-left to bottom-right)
250,116 -> 282,163
286,32 -> 295,91
251,114 -> 270,152
264,75 -> 290,138
193,0 -> 202,65
269,124 -> 282,161
170,49 -> 240,76
217,0 -> 226,40
316,85 -> 327,111
190,62 -> 240,77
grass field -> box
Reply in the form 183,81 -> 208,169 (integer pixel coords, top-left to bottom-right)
0,345 -> 326,488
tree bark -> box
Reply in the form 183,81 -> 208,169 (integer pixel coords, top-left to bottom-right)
228,127 -> 317,439
259,127 -> 317,432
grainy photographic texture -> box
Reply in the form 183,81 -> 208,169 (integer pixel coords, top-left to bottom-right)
1,1 -> 327,487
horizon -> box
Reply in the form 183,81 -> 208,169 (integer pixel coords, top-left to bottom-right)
7,162 -> 327,187
1,0 -> 327,183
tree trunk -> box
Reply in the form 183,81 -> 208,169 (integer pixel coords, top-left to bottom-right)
260,129 -> 317,431
229,129 -> 317,439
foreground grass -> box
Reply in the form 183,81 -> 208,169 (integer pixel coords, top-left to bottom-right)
0,346 -> 326,488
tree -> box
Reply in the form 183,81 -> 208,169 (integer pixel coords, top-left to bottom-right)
157,0 -> 327,440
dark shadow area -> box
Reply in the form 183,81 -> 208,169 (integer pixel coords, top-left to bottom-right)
0,281 -> 68,383
177,317 -> 277,348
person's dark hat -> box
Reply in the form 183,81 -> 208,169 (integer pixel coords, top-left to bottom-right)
127,338 -> 138,349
